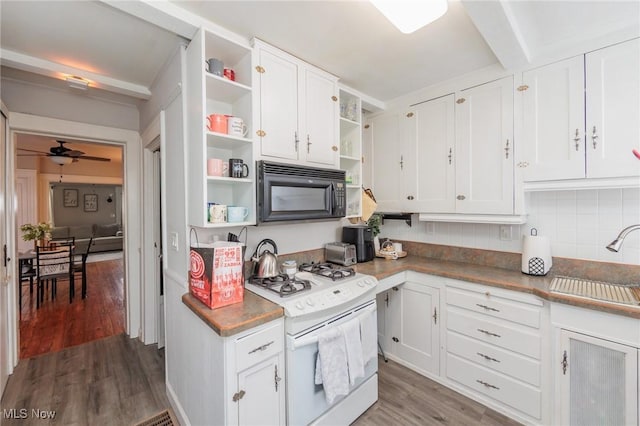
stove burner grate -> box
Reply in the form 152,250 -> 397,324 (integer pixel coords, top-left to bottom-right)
298,262 -> 356,281
249,274 -> 311,297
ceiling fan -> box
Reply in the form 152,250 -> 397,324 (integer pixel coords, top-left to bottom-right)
17,140 -> 111,164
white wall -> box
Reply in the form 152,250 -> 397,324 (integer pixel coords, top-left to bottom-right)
1,79 -> 139,131
379,188 -> 640,266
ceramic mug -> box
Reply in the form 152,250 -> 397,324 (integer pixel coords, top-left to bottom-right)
208,204 -> 227,223
227,116 -> 248,137
229,158 -> 249,178
206,114 -> 227,133
227,206 -> 249,223
207,158 -> 224,177
206,58 -> 224,76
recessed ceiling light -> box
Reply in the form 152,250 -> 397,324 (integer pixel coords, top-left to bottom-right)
371,0 -> 448,34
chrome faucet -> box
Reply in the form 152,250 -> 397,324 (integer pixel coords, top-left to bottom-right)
606,224 -> 640,252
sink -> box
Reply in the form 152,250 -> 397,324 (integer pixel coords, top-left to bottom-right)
550,276 -> 640,306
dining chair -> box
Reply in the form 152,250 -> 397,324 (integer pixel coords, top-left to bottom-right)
48,236 -> 75,249
35,245 -> 74,308
18,255 -> 36,311
72,236 -> 93,299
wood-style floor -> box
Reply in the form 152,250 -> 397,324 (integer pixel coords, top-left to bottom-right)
0,333 -> 169,426
19,257 -> 125,359
355,358 -> 522,426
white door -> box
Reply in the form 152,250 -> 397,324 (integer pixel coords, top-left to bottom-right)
370,111 -> 403,212
302,68 -> 339,167
406,94 -> 456,212
153,150 -> 165,348
558,329 -> 638,426
586,38 -> 640,179
522,56 -> 586,181
15,169 -> 37,253
257,49 -> 299,161
237,354 -> 284,426
455,76 -> 514,214
389,282 -> 440,375
0,109 -> 9,396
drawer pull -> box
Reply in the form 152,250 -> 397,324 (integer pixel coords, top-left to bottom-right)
476,379 -> 500,390
477,352 -> 501,363
476,303 -> 500,312
248,341 -> 274,354
477,328 -> 501,338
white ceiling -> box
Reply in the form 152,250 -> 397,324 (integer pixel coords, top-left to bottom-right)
1,0 -> 638,106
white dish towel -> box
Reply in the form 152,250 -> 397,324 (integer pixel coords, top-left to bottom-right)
341,317 -> 365,386
360,309 -> 377,365
314,327 -> 349,404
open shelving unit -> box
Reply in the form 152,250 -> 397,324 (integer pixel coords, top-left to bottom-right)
339,88 -> 363,218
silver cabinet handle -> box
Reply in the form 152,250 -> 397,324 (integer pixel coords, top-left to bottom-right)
504,139 -> 510,159
294,131 -> 299,152
591,126 -> 598,149
307,134 -> 311,153
477,352 -> 500,363
476,379 -> 499,390
561,350 -> 568,375
477,328 -> 501,338
573,128 -> 581,151
399,155 -> 404,170
448,148 -> 452,165
248,340 -> 274,354
274,365 -> 281,391
476,303 -> 500,312
433,307 -> 437,325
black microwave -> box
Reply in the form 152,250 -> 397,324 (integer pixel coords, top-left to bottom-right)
257,161 -> 346,223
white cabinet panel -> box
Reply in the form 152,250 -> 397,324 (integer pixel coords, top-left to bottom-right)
370,112 -> 404,211
303,68 -> 339,166
237,354 -> 284,426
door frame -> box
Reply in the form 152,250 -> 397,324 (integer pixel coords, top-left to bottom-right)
5,113 -> 142,369
141,113 -> 163,345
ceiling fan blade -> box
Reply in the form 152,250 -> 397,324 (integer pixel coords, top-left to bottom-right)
17,147 -> 49,154
77,155 -> 111,162
17,153 -> 47,157
66,150 -> 85,157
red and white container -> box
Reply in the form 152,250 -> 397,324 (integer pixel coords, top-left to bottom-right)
189,241 -> 244,309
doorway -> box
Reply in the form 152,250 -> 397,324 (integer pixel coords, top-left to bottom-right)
15,134 -> 126,358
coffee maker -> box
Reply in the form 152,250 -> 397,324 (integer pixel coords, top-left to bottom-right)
342,225 -> 375,263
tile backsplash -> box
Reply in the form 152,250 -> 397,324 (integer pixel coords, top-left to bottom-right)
378,188 -> 640,266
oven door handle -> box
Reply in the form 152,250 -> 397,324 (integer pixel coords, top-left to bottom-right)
290,303 -> 377,350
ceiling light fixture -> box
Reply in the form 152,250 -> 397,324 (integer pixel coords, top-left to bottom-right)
50,156 -> 73,166
65,75 -> 89,91
370,0 -> 448,34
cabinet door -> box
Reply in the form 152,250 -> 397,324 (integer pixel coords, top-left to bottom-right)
455,76 -> 514,214
388,282 -> 440,376
522,56 -> 586,181
558,330 -> 637,426
370,111 -> 404,212
302,68 -> 339,167
586,38 -> 640,179
257,49 -> 299,160
237,353 -> 284,426
405,94 -> 456,212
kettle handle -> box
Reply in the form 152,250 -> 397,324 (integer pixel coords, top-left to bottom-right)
256,238 -> 278,256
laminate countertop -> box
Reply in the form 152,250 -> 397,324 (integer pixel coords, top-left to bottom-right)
353,255 -> 640,319
182,291 -> 283,337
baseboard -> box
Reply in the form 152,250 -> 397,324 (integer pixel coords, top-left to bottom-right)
166,381 -> 190,426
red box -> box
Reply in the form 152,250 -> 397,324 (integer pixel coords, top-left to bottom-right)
189,241 -> 244,309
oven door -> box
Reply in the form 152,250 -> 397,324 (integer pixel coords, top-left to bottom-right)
286,300 -> 378,426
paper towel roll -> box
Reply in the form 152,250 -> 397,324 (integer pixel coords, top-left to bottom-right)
522,235 -> 552,275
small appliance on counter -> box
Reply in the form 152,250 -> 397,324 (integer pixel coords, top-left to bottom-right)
342,225 -> 375,263
325,242 -> 357,266
522,228 -> 552,276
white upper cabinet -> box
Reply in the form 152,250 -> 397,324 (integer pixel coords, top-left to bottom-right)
455,76 -> 515,214
368,111 -> 404,211
522,38 -> 640,184
254,40 -> 339,168
586,39 -> 640,179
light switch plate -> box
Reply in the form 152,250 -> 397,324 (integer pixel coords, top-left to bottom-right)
170,232 -> 179,251
499,225 -> 512,241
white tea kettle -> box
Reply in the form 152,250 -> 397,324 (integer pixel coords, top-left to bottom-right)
252,239 -> 279,278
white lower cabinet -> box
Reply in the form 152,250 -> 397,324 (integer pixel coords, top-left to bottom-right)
551,303 -> 640,426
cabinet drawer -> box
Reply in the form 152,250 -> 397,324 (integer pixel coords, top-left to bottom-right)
236,321 -> 283,371
447,308 -> 541,359
446,286 -> 541,329
447,353 -> 541,419
447,331 -> 540,387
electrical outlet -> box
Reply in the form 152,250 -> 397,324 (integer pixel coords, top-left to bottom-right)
499,225 -> 512,241
425,222 -> 435,235
170,232 -> 179,251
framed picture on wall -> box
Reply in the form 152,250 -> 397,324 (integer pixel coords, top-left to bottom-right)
63,189 -> 78,207
84,194 -> 98,212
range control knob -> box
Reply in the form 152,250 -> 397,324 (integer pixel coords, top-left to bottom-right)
306,298 -> 315,306
295,302 -> 305,311
357,281 -> 365,288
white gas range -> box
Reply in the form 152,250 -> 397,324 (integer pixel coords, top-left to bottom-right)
245,262 -> 379,426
